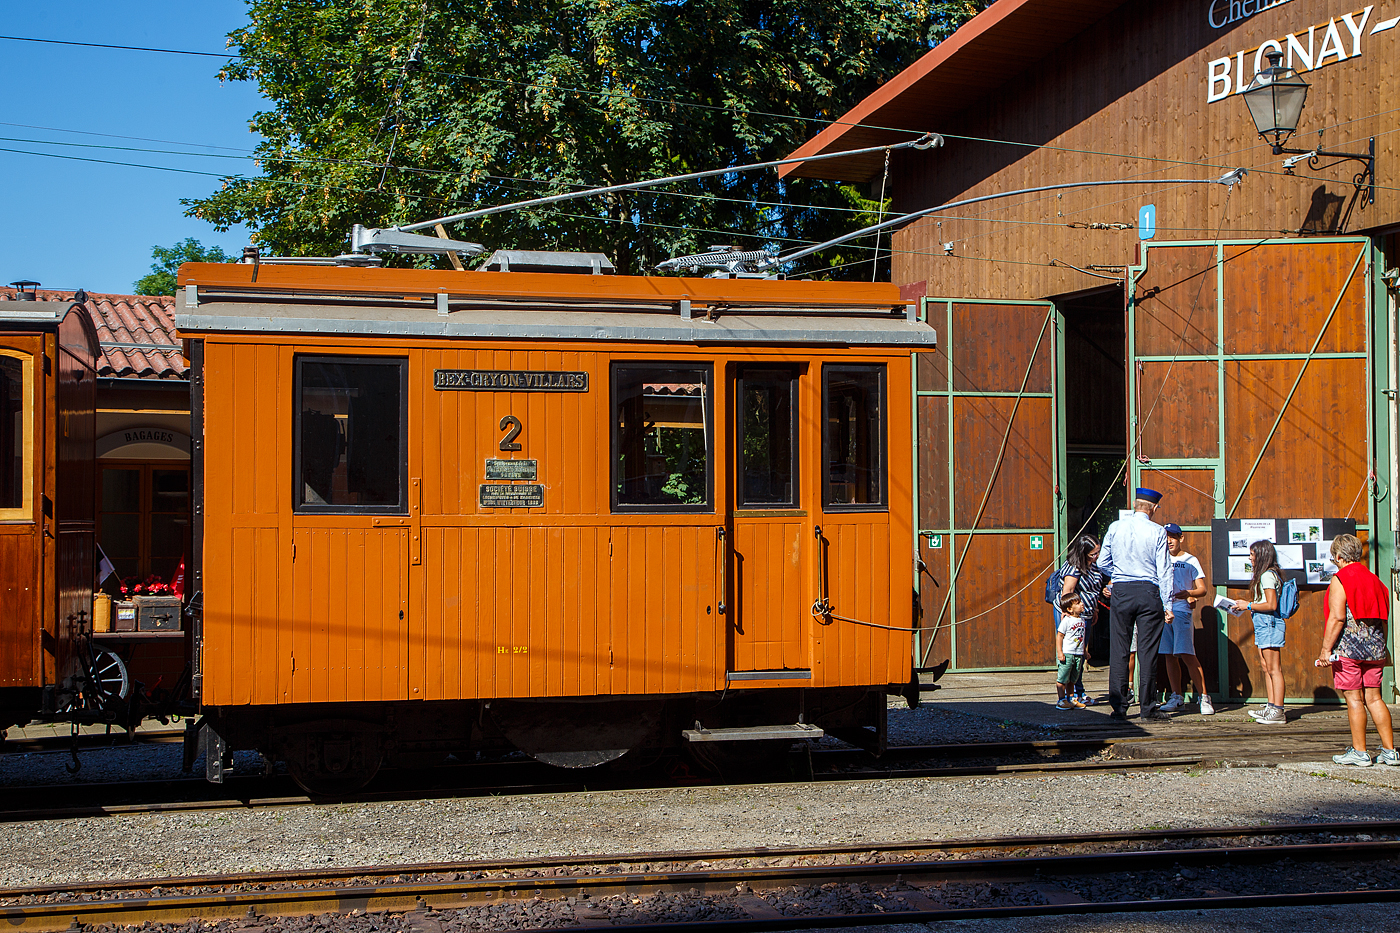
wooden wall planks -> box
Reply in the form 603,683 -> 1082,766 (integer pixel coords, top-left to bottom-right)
887,0 -> 1397,302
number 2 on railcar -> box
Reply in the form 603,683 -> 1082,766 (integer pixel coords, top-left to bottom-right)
177,259 -> 936,793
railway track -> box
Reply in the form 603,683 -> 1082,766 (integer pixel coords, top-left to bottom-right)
4,822 -> 1398,931
0,739 -> 1204,823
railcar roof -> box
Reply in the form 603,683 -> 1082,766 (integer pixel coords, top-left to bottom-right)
178,301 -> 936,346
175,263 -> 936,346
0,299 -> 74,326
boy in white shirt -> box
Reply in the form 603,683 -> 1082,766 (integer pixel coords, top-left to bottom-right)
1056,592 -> 1089,710
1160,523 -> 1214,714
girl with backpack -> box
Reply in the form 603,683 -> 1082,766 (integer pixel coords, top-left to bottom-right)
1049,534 -> 1109,706
1233,540 -> 1287,724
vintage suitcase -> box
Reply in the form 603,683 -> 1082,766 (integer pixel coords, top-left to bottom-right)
114,600 -> 138,632
92,593 -> 112,633
134,595 -> 182,632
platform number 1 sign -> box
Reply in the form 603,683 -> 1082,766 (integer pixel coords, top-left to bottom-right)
1029,535 -> 1044,550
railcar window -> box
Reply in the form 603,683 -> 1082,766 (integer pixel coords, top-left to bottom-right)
823,365 -> 886,509
613,364 -> 712,511
738,368 -> 798,507
0,353 -> 32,516
294,358 -> 407,513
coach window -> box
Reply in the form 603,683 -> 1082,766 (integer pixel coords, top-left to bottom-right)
613,363 -> 712,511
0,351 -> 33,519
294,357 -> 407,513
737,368 -> 798,508
823,365 -> 886,509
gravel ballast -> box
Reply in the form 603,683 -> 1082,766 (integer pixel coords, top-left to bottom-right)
4,767 -> 1400,887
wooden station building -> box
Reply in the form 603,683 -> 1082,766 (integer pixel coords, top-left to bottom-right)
786,0 -> 1400,701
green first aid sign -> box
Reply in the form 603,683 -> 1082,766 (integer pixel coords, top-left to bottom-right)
1029,535 -> 1044,550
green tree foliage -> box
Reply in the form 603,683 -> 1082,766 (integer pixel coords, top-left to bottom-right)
133,239 -> 234,295
188,0 -> 991,277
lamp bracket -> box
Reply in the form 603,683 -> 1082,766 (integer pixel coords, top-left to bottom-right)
1275,137 -> 1375,205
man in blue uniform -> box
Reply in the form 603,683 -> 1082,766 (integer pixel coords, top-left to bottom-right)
1096,488 -> 1173,721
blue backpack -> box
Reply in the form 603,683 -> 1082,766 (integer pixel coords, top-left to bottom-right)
1277,577 -> 1300,619
1044,566 -> 1068,604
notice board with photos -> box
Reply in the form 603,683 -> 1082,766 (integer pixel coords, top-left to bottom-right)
1209,518 -> 1357,588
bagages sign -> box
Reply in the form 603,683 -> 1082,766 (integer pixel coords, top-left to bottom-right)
1205,4 -> 1398,102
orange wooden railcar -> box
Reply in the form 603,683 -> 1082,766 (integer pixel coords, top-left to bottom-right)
0,294 -> 98,729
177,262 -> 935,791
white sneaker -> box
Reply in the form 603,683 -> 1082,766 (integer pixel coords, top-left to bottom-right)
1198,693 -> 1215,715
1248,706 -> 1267,720
1333,747 -> 1372,767
1255,705 -> 1286,724
1159,694 -> 1184,712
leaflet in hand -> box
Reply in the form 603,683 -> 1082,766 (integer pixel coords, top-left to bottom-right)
1213,595 -> 1244,616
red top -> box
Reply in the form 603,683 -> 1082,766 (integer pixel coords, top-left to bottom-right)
1336,562 -> 1390,621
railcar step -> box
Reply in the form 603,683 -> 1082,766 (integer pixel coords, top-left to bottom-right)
682,723 -> 824,743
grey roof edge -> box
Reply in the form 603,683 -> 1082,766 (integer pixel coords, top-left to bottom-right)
175,310 -> 938,347
0,300 -> 67,325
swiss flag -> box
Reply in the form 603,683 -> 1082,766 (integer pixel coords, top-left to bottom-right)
171,555 -> 186,599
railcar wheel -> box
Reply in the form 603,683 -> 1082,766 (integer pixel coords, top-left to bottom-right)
490,699 -> 664,769
282,725 -> 384,796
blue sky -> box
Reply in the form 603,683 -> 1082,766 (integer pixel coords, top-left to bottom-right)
1,2 -> 265,294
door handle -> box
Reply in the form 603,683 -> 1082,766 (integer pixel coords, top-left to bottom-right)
715,526 -> 727,615
715,526 -> 728,614
812,525 -> 832,621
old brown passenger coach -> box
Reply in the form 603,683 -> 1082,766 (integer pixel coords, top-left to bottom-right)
175,263 -> 933,791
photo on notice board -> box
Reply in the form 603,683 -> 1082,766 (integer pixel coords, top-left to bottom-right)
1288,519 -> 1323,543
1228,555 -> 1253,580
1229,534 -> 1250,555
1306,559 -> 1337,585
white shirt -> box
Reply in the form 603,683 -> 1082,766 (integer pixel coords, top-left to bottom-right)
1171,551 -> 1205,618
1096,511 -> 1173,610
1058,614 -> 1086,656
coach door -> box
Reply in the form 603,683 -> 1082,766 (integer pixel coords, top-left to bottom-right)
726,365 -> 811,679
0,340 -> 39,691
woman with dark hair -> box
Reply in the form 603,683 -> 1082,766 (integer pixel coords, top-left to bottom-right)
1233,540 -> 1286,724
1054,534 -> 1110,705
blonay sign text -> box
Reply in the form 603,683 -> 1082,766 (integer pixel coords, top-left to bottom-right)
1204,5 -> 1398,103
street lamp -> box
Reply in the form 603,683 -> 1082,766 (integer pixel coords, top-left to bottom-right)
1240,50 -> 1376,204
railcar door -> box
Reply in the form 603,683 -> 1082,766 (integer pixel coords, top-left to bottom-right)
0,340 -> 40,694
726,365 -> 811,679
812,363 -> 897,684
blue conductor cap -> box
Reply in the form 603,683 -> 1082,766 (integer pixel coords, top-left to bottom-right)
1135,487 -> 1163,504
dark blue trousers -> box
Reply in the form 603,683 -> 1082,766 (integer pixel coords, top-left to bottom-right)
1109,581 -> 1166,715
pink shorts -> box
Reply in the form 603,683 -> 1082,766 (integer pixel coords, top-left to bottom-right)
1332,657 -> 1386,691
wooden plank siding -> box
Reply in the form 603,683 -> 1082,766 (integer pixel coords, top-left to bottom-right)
882,0 -> 1399,302
197,340 -> 915,706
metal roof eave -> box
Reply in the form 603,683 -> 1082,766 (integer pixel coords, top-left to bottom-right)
176,304 -> 937,347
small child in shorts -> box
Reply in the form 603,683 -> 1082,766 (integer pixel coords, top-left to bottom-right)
1056,592 -> 1088,710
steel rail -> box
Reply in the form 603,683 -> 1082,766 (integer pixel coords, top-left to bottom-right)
3,837 -> 1396,931
6,818 -> 1395,902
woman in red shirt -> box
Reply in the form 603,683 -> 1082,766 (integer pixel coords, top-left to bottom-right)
1317,534 -> 1396,767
